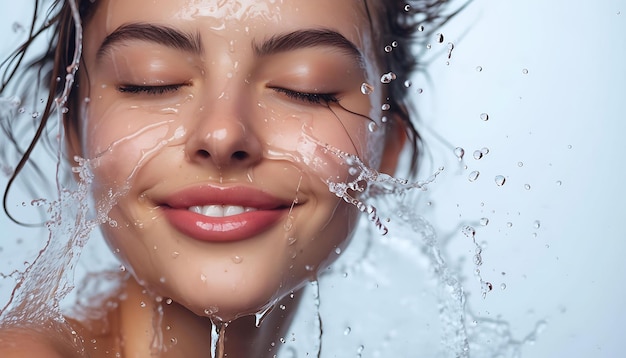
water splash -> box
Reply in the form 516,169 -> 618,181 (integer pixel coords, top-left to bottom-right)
462,226 -> 492,299
311,280 -> 323,358
319,142 -> 442,236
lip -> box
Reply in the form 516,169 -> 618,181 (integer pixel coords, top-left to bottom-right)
161,185 -> 294,242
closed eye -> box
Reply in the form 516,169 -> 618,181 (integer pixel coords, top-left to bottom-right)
118,84 -> 186,95
270,87 -> 339,105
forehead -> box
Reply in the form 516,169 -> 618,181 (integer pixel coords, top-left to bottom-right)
89,0 -> 370,48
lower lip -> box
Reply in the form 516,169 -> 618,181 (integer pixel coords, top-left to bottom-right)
163,207 -> 287,242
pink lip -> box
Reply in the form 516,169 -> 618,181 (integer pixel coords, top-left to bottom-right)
162,185 -> 292,243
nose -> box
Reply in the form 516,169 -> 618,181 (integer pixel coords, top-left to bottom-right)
186,103 -> 262,169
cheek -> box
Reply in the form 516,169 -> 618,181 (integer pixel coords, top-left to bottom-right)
80,101 -> 185,192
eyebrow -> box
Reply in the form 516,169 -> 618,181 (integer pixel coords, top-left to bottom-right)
97,23 -> 203,60
253,28 -> 363,64
96,25 -> 363,65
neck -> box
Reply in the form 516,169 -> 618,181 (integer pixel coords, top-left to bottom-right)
119,278 -> 302,357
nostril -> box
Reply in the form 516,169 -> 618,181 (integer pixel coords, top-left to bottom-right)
232,151 -> 249,161
197,149 -> 210,159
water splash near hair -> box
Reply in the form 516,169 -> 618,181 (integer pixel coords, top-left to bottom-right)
0,0 -> 88,326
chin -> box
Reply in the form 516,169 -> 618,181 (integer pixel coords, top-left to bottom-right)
155,264 -> 300,322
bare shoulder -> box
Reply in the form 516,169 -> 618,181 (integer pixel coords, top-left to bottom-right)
0,326 -> 82,357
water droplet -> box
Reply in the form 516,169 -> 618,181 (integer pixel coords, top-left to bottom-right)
522,68 -> 529,74
473,150 -> 483,160
368,122 -> 379,133
283,216 -> 294,231
404,4 -> 411,12
380,72 -> 396,84
344,327 -> 352,335
468,171 -> 480,182
500,283 -> 507,290
567,144 -> 573,149
476,66 -> 483,72
480,217 -> 489,226
506,222 -> 513,228
170,337 -> 178,345
436,33 -> 444,43
556,180 -> 562,186
360,82 -> 374,95
232,255 -> 243,264
384,45 -> 393,53
381,103 -> 391,111
495,175 -> 506,186
334,247 -> 342,255
416,88 -> 424,94
518,161 -> 524,167
524,184 -> 531,190
391,41 -> 398,48
480,113 -> 489,121
165,298 -> 173,305
447,42 -> 455,59
204,306 -> 219,316
403,80 -> 412,88
11,22 -> 25,33
533,220 -> 541,229
462,225 -> 476,238
453,147 -> 465,160
481,147 -> 490,156
140,301 -> 146,308
348,167 -> 359,176
200,274 -> 207,282
426,43 -> 432,49
417,24 -> 424,31
171,251 -> 180,259
305,265 -> 314,272
483,281 -> 493,292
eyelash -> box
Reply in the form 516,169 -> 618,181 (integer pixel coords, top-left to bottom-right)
271,87 -> 340,105
118,84 -> 184,95
117,84 -> 340,105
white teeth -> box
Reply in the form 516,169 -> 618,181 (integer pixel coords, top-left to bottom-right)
203,205 -> 223,217
188,205 -> 256,217
224,205 -> 245,216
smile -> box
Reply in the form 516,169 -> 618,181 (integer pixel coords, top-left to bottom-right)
160,185 -> 296,242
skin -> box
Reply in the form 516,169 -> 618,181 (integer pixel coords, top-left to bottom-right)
3,0 -> 406,356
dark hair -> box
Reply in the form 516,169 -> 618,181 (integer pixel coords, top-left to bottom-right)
1,0 -> 466,223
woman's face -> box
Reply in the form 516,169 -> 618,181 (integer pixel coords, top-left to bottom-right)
74,0 -> 399,321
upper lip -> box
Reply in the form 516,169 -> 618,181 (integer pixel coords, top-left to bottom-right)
161,184 -> 296,210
